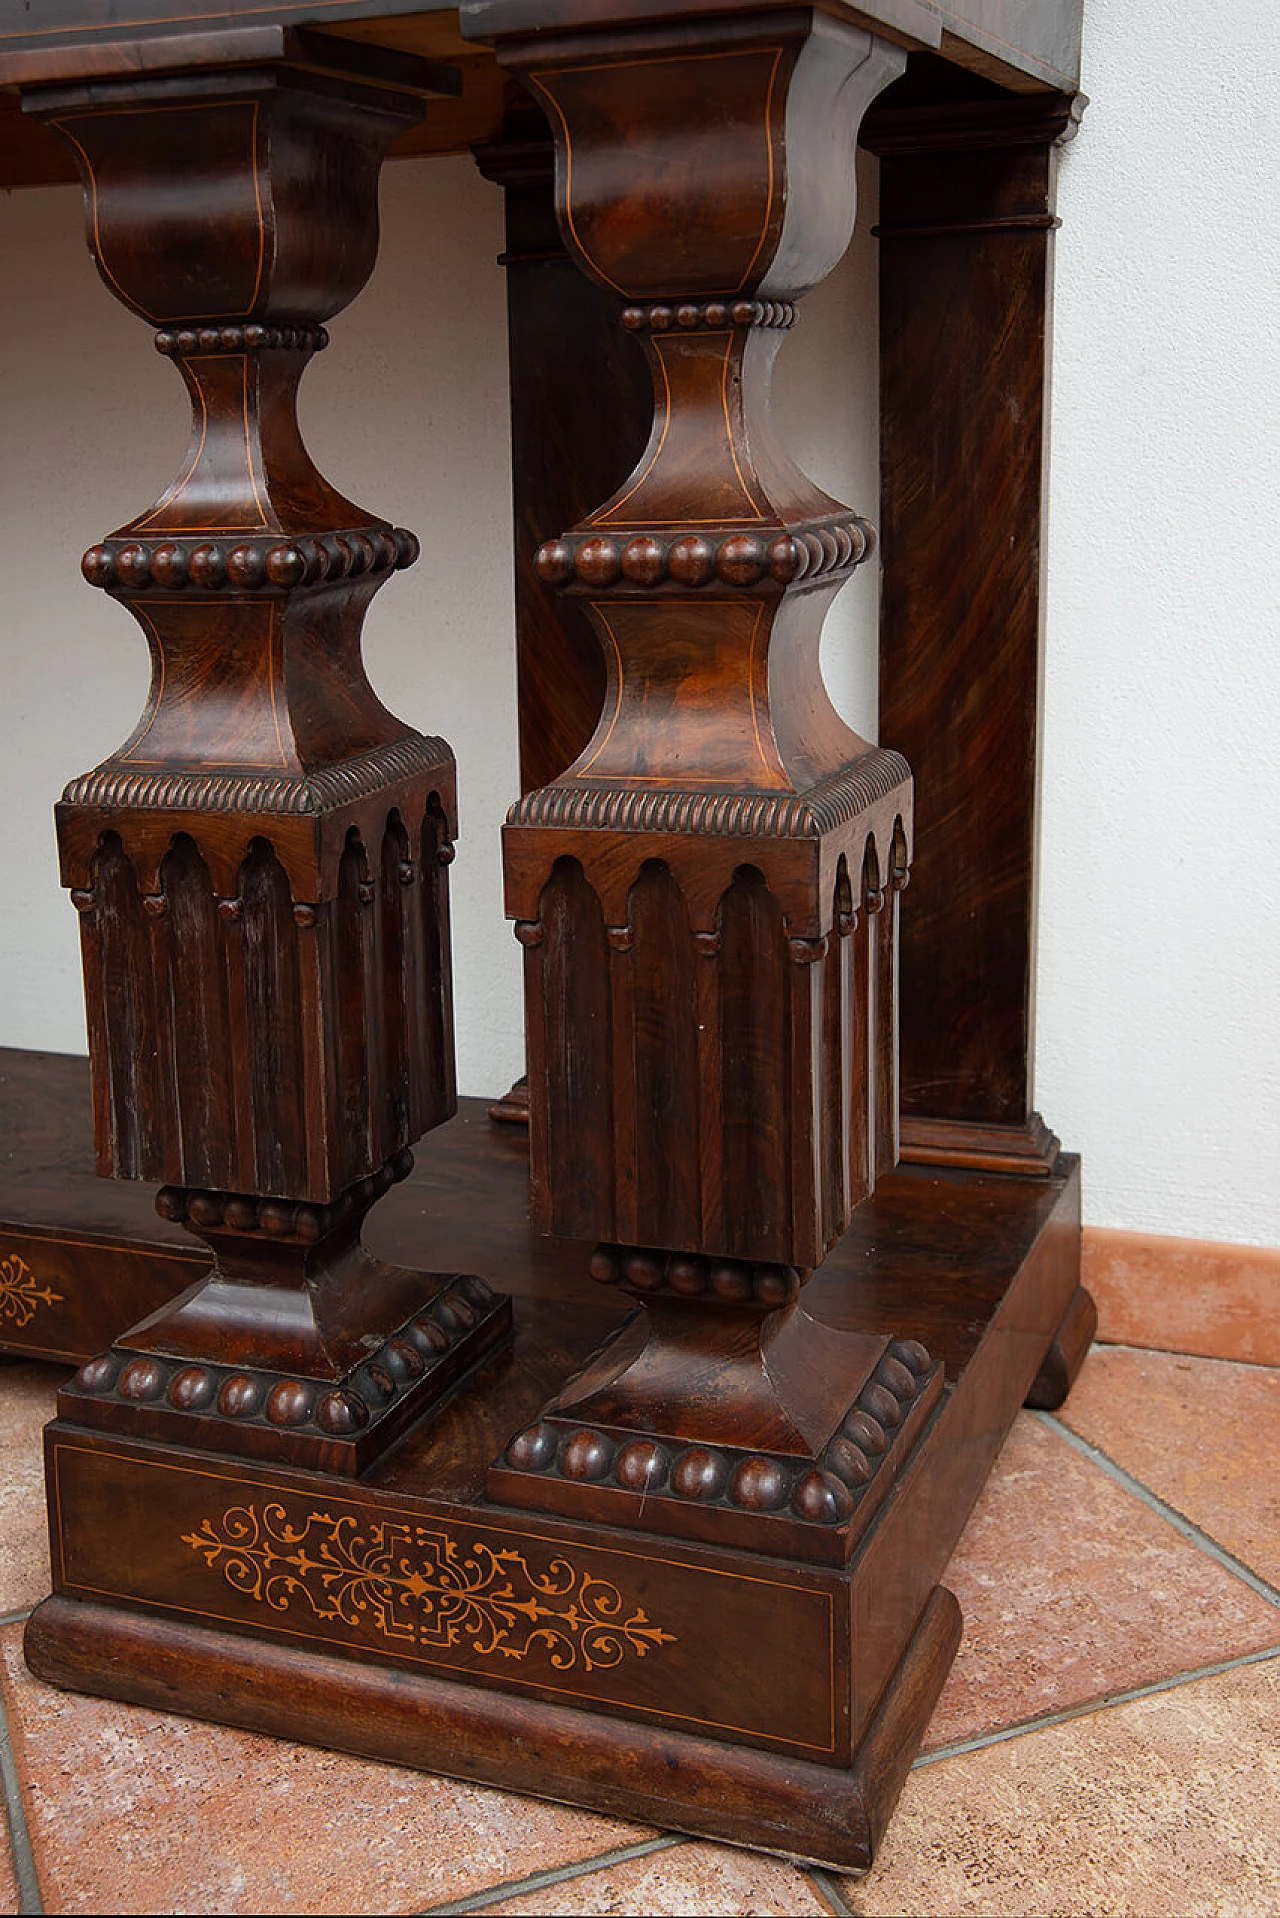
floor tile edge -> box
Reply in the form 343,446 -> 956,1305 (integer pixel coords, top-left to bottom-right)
0,1674 -> 42,1916
1037,1410 -> 1280,1607
914,1642 -> 1280,1769
416,1831 -> 686,1914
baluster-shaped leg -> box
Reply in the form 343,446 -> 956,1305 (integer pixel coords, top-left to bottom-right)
30,40 -> 509,1476
485,13 -> 941,1558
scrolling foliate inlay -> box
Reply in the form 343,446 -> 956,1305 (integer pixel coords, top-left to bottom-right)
0,1254 -> 63,1329
183,1503 -> 677,1671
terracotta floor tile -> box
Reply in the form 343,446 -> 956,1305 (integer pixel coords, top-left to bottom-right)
478,1841 -> 835,1915
1083,1227 -> 1280,1366
0,1361 -> 62,1616
0,1626 -> 653,1916
1056,1346 -> 1280,1588
926,1412 -> 1280,1750
844,1652 -> 1280,1917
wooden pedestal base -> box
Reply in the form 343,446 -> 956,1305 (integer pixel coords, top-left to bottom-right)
489,1291 -> 945,1566
19,1070 -> 1085,1871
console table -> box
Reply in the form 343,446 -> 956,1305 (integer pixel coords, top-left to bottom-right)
0,0 -> 1091,1873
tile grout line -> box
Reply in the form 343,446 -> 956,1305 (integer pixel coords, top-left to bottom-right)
0,1669 -> 42,1916
416,1832 -> 688,1914
1096,1337 -> 1280,1374
0,1345 -> 1266,1918
808,1865 -> 856,1914
1035,1409 -> 1280,1607
913,1641 -> 1280,1769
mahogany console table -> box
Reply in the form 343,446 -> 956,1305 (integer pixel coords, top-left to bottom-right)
0,0 -> 1092,1873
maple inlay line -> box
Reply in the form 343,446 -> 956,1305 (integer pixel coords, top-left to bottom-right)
182,1503 -> 678,1670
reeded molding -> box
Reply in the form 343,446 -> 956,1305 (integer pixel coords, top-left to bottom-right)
509,748 -> 912,840
63,733 -> 454,819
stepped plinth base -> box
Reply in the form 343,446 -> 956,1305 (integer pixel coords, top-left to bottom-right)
58,1161 -> 512,1475
488,1255 -> 944,1562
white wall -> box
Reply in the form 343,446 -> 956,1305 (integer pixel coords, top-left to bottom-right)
0,0 -> 1275,1249
0,156 -> 530,1102
1039,0 -> 1280,1244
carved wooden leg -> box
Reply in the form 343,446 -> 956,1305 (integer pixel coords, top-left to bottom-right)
480,13 -> 947,1559
1025,1283 -> 1097,1409
27,41 -> 508,1476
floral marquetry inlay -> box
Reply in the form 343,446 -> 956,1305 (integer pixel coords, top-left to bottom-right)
0,1253 -> 63,1328
182,1503 -> 677,1671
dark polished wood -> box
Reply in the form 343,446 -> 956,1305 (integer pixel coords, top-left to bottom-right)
486,8 -> 928,1548
473,112 -> 643,797
865,74 -> 1083,1172
0,2 -> 1082,189
0,1052 -> 1083,1398
24,1081 -> 1081,1866
27,1584 -> 961,1873
0,1048 -> 1078,1388
20,41 -> 510,1471
1024,1281 -> 1096,1409
3,0 -> 1089,1875
0,1051 -> 202,1367
476,67 -> 1083,1186
0,2 -> 1081,90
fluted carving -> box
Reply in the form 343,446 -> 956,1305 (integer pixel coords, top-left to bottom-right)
74,811 -> 454,1197
517,843 -> 904,1266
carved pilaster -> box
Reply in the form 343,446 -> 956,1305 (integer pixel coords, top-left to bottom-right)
865,82 -> 1084,1175
29,42 -> 509,1468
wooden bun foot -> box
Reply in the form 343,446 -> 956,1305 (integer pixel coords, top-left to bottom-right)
1024,1284 -> 1097,1410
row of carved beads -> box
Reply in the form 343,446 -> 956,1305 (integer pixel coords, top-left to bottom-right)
82,528 -> 420,594
535,518 -> 873,593
154,324 -> 329,357
503,1338 -> 932,1525
620,299 -> 796,333
71,1275 -> 499,1437
817,1339 -> 933,1519
155,1150 -> 414,1244
588,1244 -> 802,1309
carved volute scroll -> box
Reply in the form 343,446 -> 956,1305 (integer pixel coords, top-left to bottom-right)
31,44 -> 510,1473
484,9 -> 933,1551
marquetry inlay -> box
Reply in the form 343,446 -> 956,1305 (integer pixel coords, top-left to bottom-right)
0,1253 -> 63,1328
183,1502 -> 678,1671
